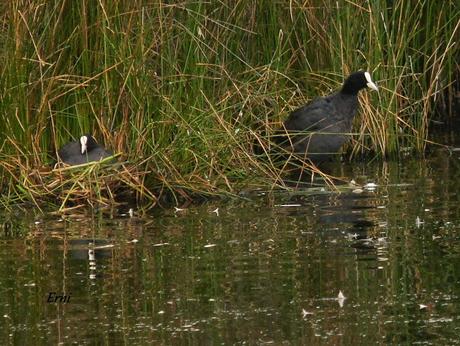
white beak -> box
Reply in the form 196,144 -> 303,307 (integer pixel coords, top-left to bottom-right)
80,135 -> 88,154
364,71 -> 379,91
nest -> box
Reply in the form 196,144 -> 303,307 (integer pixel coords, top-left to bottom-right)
4,155 -> 157,211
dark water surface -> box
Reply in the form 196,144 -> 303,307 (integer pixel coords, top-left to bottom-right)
2,154 -> 460,345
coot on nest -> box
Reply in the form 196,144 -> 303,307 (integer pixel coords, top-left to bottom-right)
274,71 -> 378,163
57,134 -> 113,165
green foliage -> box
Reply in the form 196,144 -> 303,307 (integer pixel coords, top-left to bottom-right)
0,1 -> 458,202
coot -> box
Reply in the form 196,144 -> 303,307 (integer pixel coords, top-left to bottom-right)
274,71 -> 378,163
57,134 -> 113,165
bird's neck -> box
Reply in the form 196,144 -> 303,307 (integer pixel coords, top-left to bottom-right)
340,82 -> 359,95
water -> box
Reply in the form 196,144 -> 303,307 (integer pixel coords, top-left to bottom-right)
1,153 -> 460,345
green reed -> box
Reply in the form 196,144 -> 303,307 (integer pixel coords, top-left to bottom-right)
0,1 -> 458,205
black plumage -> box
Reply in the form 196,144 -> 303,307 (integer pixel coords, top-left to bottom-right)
274,71 -> 378,163
57,134 -> 113,165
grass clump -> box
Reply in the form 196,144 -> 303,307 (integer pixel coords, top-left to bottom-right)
0,154 -> 157,211
0,1 -> 458,208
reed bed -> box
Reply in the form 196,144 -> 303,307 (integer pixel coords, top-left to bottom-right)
0,1 -> 458,208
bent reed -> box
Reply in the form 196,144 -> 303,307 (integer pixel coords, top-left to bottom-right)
0,1 -> 458,209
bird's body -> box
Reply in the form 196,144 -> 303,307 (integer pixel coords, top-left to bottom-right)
274,71 -> 378,163
58,134 -> 113,165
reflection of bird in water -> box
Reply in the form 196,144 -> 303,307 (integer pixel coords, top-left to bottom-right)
67,239 -> 114,280
68,239 -> 113,259
277,191 -> 383,260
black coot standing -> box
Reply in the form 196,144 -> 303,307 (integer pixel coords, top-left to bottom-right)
274,71 -> 378,163
58,134 -> 113,165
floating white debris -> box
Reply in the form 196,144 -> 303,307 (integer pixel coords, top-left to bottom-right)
364,182 -> 378,190
24,283 -> 36,287
419,304 -> 428,310
337,291 -> 346,308
415,216 -> 424,228
128,208 -> 134,217
346,233 -> 359,240
153,242 -> 170,247
94,244 -> 114,249
204,244 -> 217,248
275,204 -> 302,207
352,188 -> 363,194
377,205 -> 386,209
349,179 -> 357,185
211,208 -> 219,216
302,309 -> 313,318
34,221 -> 40,225
174,207 -> 185,213
128,239 -> 139,243
428,317 -> 453,323
432,235 -> 441,240
158,310 -> 165,315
